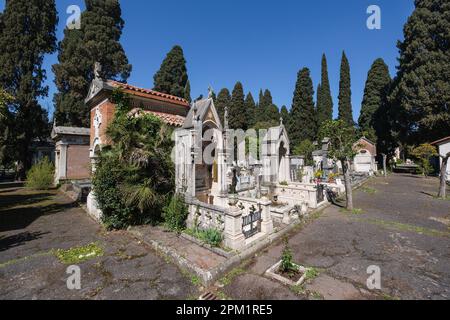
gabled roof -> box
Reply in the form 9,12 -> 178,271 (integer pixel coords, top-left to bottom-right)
51,126 -> 90,139
182,98 -> 222,130
431,136 -> 450,146
356,136 -> 375,146
108,80 -> 190,107
85,79 -> 190,109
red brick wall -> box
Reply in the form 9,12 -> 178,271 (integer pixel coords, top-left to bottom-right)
356,139 -> 377,156
66,145 -> 91,179
90,99 -> 116,148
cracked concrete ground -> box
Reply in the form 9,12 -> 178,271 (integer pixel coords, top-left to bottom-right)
221,174 -> 450,300
0,188 -> 198,300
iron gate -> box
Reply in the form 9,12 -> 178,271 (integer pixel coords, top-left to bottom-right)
242,205 -> 262,239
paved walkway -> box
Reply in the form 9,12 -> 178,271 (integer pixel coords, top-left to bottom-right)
220,174 -> 450,300
0,188 -> 198,300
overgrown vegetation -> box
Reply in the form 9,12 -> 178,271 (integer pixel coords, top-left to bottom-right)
25,158 -> 54,190
185,228 -> 223,247
163,194 -> 189,232
92,89 -> 174,230
55,243 -> 104,264
411,144 -> 438,177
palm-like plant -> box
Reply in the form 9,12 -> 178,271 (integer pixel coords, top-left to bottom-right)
93,89 -> 175,227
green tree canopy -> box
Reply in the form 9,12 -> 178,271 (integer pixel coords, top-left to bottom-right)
338,51 -> 354,126
358,58 -> 392,144
229,82 -> 246,130
53,0 -> 131,127
153,45 -> 189,100
316,54 -> 334,126
215,88 -> 231,125
289,68 -> 317,147
319,119 -> 358,210
0,0 -> 58,177
411,143 -> 438,177
0,89 -> 14,166
390,0 -> 450,144
245,92 -> 257,128
256,89 -> 279,124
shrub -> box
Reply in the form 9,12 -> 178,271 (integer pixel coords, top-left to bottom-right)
200,228 -> 223,247
186,228 -> 223,247
163,194 -> 188,232
92,151 -> 134,230
92,89 -> 174,230
25,158 -> 54,190
279,237 -> 297,274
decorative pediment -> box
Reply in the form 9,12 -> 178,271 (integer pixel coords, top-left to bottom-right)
86,79 -> 105,102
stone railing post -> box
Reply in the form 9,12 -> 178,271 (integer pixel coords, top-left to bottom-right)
259,199 -> 273,234
224,206 -> 245,251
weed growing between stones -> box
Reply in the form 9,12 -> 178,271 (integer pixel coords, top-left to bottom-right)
55,243 -> 104,264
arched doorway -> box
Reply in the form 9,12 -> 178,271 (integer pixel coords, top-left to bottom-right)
278,141 -> 288,182
195,121 -> 218,203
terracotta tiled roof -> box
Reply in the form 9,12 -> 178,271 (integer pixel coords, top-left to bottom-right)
129,108 -> 185,127
108,80 -> 190,107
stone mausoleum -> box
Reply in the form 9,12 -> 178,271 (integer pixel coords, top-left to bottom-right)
84,69 -> 337,251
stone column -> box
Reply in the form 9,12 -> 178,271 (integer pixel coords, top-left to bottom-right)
224,206 -> 245,251
259,199 -> 273,234
59,143 -> 68,180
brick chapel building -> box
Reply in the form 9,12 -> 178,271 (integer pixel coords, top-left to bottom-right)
84,75 -> 190,162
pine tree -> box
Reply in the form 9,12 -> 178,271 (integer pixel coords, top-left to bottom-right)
289,68 -> 317,147
215,88 -> 231,125
245,92 -> 257,128
316,54 -> 333,125
0,0 -> 58,177
153,45 -> 189,98
229,82 -> 246,130
390,0 -> 450,143
338,51 -> 354,126
53,0 -> 131,127
358,58 -> 391,143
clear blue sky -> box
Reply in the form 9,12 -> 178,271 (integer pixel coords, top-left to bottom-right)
1,0 -> 415,121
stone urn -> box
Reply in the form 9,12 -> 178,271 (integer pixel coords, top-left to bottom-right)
228,194 -> 239,206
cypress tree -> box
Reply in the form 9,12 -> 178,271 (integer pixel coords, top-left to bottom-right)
338,51 -> 354,126
229,82 -> 246,130
0,0 -> 58,177
317,54 -> 333,124
257,89 -> 279,124
184,80 -> 191,103
53,0 -> 131,127
289,68 -> 317,147
153,45 -> 189,98
280,105 -> 289,124
390,0 -> 450,143
245,92 -> 257,128
215,88 -> 231,125
358,58 -> 391,143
